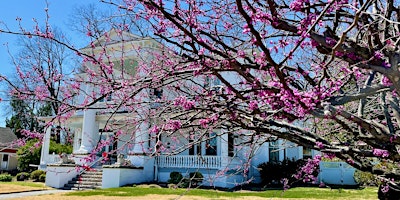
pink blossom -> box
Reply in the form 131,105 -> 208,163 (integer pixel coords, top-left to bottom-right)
199,118 -> 209,128
374,51 -> 384,59
382,76 -> 392,86
373,148 -> 389,158
315,142 -> 324,149
174,96 -> 195,110
248,100 -> 258,110
290,0 -> 308,11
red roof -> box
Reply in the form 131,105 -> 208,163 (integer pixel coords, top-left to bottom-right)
0,149 -> 17,153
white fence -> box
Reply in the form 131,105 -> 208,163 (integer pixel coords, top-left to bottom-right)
157,155 -> 222,169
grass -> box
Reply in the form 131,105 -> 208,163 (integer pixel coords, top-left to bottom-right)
0,181 -> 46,188
66,186 -> 378,199
0,181 -> 49,194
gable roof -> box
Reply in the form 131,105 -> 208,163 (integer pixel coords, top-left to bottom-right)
0,127 -> 18,145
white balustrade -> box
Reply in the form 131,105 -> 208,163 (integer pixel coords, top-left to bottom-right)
45,153 -> 62,164
157,155 -> 222,169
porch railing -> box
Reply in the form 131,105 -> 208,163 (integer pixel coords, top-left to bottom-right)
157,155 -> 222,169
45,153 -> 61,164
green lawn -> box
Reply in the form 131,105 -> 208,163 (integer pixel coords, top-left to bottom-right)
66,186 -> 378,199
0,181 -> 47,188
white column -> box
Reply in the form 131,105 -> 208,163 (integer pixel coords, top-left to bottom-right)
299,146 -> 304,159
220,133 -> 229,167
132,122 -> 149,153
40,126 -> 52,166
75,109 -> 96,154
279,140 -> 285,161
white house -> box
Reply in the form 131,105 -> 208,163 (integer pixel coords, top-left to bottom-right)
39,30 -> 321,189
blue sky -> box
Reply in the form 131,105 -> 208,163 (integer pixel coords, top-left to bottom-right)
0,0 -> 100,126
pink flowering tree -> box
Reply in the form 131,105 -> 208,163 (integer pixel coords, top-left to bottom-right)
1,0 -> 400,195
108,0 -> 400,192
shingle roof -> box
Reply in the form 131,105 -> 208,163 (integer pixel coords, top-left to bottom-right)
0,127 -> 18,144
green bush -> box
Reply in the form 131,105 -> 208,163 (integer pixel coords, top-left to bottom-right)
50,141 -> 73,155
168,171 -> 204,188
187,172 -> 204,187
17,140 -> 41,172
354,162 -> 395,186
38,174 -> 46,182
0,174 -> 13,182
16,172 -> 30,181
258,159 -> 314,187
17,139 -> 73,172
168,171 -> 183,184
30,170 -> 45,181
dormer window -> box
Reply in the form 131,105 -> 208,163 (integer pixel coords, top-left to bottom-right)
153,88 -> 163,99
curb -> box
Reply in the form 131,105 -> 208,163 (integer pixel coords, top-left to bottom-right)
0,189 -> 48,195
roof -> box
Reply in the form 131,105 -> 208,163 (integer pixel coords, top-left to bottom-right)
81,28 -> 143,50
0,127 -> 18,145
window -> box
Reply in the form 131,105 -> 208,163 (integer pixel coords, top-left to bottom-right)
206,132 -> 217,156
303,147 -> 312,159
228,134 -> 235,157
2,155 -> 8,162
99,94 -> 112,102
189,133 -> 201,155
153,88 -> 163,99
189,140 -> 201,155
204,77 -> 221,90
269,141 -> 280,162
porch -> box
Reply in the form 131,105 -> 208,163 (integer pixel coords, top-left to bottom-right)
156,155 -> 240,169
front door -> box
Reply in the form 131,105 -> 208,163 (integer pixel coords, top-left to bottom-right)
99,132 -> 118,163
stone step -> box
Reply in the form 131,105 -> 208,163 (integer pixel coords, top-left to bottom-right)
84,171 -> 103,174
63,170 -> 103,190
63,185 -> 102,190
69,186 -> 101,190
68,180 -> 102,185
65,182 -> 102,187
72,177 -> 102,182
82,173 -> 102,177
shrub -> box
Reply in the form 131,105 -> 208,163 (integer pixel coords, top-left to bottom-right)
50,141 -> 73,155
258,158 -> 314,187
180,172 -> 204,188
0,174 -> 13,182
16,172 -> 30,181
168,171 -> 183,184
188,172 -> 204,186
17,139 -> 41,172
18,139 -> 73,172
38,174 -> 46,182
354,170 -> 379,186
168,171 -> 204,188
30,170 -> 45,181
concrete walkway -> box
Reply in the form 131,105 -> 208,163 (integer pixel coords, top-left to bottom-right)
0,190 -> 70,199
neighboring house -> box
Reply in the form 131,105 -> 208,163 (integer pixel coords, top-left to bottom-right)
39,30 -> 322,189
0,127 -> 18,172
